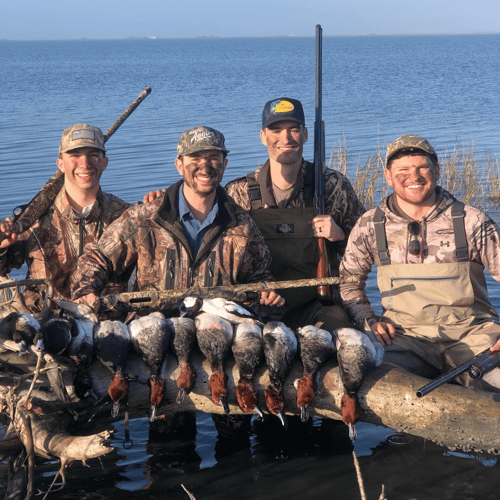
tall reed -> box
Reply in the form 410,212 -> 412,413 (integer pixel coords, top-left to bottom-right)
329,139 -> 500,212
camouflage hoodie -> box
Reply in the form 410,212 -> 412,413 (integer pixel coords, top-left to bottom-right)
0,187 -> 130,309
72,181 -> 274,299
225,159 -> 365,257
339,187 -> 500,327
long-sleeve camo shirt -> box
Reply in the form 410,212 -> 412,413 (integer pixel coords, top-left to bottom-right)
0,187 -> 130,309
71,181 -> 274,300
225,159 -> 365,259
339,187 -> 500,327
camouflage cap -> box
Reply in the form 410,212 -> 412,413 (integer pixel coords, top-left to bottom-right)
262,97 -> 305,129
59,124 -> 106,155
385,134 -> 437,167
177,126 -> 229,157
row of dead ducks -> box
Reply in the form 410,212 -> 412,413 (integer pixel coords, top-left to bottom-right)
0,297 -> 383,440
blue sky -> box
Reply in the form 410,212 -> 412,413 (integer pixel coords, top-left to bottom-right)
1,0 -> 499,40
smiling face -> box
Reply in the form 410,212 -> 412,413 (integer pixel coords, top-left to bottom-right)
175,149 -> 227,198
384,153 -> 439,215
56,147 -> 108,195
260,120 -> 308,167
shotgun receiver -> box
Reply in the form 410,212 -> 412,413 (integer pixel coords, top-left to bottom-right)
416,347 -> 500,397
99,276 -> 359,313
313,24 -> 333,305
0,86 -> 152,244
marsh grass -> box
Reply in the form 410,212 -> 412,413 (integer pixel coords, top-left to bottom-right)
329,138 -> 500,212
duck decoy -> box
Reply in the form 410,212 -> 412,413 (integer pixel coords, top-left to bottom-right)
232,322 -> 264,417
129,312 -> 173,421
195,313 -> 234,413
94,320 -> 131,417
180,297 -> 263,326
296,325 -> 336,423
262,321 -> 297,428
334,327 -> 384,440
168,317 -> 197,404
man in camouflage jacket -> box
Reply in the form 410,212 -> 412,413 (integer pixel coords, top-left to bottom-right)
72,126 -> 283,310
0,124 -> 130,310
340,134 -> 500,391
225,97 -> 364,331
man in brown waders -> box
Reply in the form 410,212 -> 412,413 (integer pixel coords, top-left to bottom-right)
340,134 -> 500,391
225,97 -> 365,332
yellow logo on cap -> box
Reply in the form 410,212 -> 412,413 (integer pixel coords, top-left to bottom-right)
271,100 -> 294,114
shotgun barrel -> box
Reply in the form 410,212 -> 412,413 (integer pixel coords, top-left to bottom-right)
313,24 -> 333,305
416,347 -> 500,397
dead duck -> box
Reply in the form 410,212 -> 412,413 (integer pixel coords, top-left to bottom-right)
232,322 -> 264,417
334,327 -> 384,441
0,312 -> 41,356
38,318 -> 73,355
195,313 -> 234,413
94,320 -> 131,417
263,321 -> 297,428
296,325 -> 336,423
180,297 -> 263,326
168,317 -> 197,404
129,312 -> 173,421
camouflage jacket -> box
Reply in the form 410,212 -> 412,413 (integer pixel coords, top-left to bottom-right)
339,187 -> 500,326
71,181 -> 274,299
225,159 -> 365,257
0,187 -> 130,308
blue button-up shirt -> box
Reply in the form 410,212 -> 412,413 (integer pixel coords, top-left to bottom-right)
178,184 -> 219,257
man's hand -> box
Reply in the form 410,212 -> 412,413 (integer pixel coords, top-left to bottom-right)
0,218 -> 18,249
491,339 -> 500,352
76,293 -> 101,313
309,215 -> 345,242
259,290 -> 285,307
143,188 -> 166,204
369,321 -> 396,346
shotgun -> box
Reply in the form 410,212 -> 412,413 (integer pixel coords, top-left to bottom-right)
416,347 -> 500,397
0,86 -> 152,244
98,276 -> 359,313
313,24 -> 333,305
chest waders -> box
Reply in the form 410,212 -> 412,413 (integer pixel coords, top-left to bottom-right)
246,168 -> 339,312
373,201 -> 497,343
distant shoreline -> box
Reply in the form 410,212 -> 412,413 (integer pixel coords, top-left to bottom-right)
1,32 -> 500,42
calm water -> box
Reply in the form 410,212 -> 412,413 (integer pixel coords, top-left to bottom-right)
1,35 -> 500,499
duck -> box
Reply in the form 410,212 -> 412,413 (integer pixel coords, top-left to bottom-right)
180,296 -> 263,326
128,312 -> 173,421
195,312 -> 234,413
38,318 -> 73,355
334,327 -> 384,441
262,321 -> 297,428
93,320 -> 131,417
232,322 -> 264,417
0,312 -> 41,356
168,316 -> 197,404
296,325 -> 336,423
56,300 -> 97,400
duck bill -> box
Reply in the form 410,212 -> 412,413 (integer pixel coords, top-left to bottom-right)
149,405 -> 158,422
253,406 -> 264,419
277,411 -> 288,429
219,396 -> 230,414
18,341 -> 28,357
300,405 -> 309,423
176,388 -> 186,404
111,401 -> 121,418
348,422 -> 357,441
